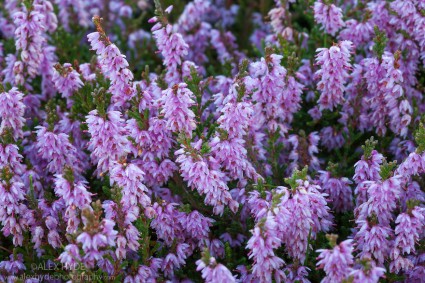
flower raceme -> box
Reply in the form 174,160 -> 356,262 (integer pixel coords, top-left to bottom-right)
315,40 -> 353,111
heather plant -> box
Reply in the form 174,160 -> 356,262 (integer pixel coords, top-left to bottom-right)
0,0 -> 424,282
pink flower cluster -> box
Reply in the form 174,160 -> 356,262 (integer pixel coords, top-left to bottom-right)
0,0 -> 424,282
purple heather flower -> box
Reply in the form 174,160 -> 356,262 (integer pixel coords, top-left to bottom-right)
381,52 -> 412,137
203,238 -> 224,259
247,190 -> 271,221
177,0 -> 209,33
35,126 -> 81,174
220,233 -> 246,249
52,63 -> 83,106
283,75 -> 304,124
137,158 -> 177,187
313,0 -> 345,36
318,171 -> 353,213
235,265 -> 255,282
124,259 -> 163,283
400,181 -> 425,209
406,266 -> 425,282
2,54 -> 18,85
284,264 -> 311,283
184,210 -> 214,241
316,239 -> 354,283
177,1 -> 211,68
361,57 -> 387,135
162,243 -> 191,277
175,142 -> 239,215
159,83 -> 196,136
268,6 -> 286,36
40,45 -> 57,100
0,178 -> 27,246
0,254 -> 25,281
150,17 -> 189,84
86,110 -> 131,176
79,62 -> 96,81
109,161 -> 151,209
127,116 -> 173,160
102,199 -> 143,258
34,0 -> 57,33
390,206 -> 425,273
54,174 -> 92,233
353,150 -> 383,184
13,4 -> 46,79
217,100 -> 253,139
45,215 -> 62,248
315,40 -> 353,111
250,53 -> 302,132
353,149 -> 384,205
0,0 -> 424,280
246,212 -> 286,282
77,217 -> 118,267
150,202 -> 185,246
390,138 -> 416,162
354,221 -> 392,266
350,259 -> 386,283
210,29 -> 243,67
308,132 -> 320,170
396,151 -> 425,185
266,1 -> 297,42
320,126 -> 346,151
210,136 -> 258,181
32,226 -> 44,249
57,114 -> 87,151
0,13 -> 16,39
274,182 -> 332,263
0,87 -> 26,141
59,244 -> 82,269
87,30 -> 136,107
339,19 -> 373,46
362,52 -> 413,137
0,144 -> 25,176
356,176 -> 402,226
196,254 -> 236,283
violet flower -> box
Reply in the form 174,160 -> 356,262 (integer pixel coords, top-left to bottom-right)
316,239 -> 354,282
54,174 -> 93,233
196,251 -> 236,283
246,212 -> 286,282
150,10 -> 189,84
349,259 -> 386,283
13,2 -> 46,80
35,126 -> 81,175
175,141 -> 239,215
318,171 -> 353,213
315,40 -> 353,111
52,63 -> 83,106
390,206 -> 425,273
87,17 -> 136,107
0,254 -> 25,282
76,216 -> 118,268
0,87 -> 26,141
86,110 -> 131,176
314,0 -> 345,36
159,83 -> 196,136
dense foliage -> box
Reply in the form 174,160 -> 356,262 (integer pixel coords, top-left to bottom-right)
0,0 -> 425,282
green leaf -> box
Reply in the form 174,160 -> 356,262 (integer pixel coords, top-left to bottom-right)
415,122 -> 425,152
